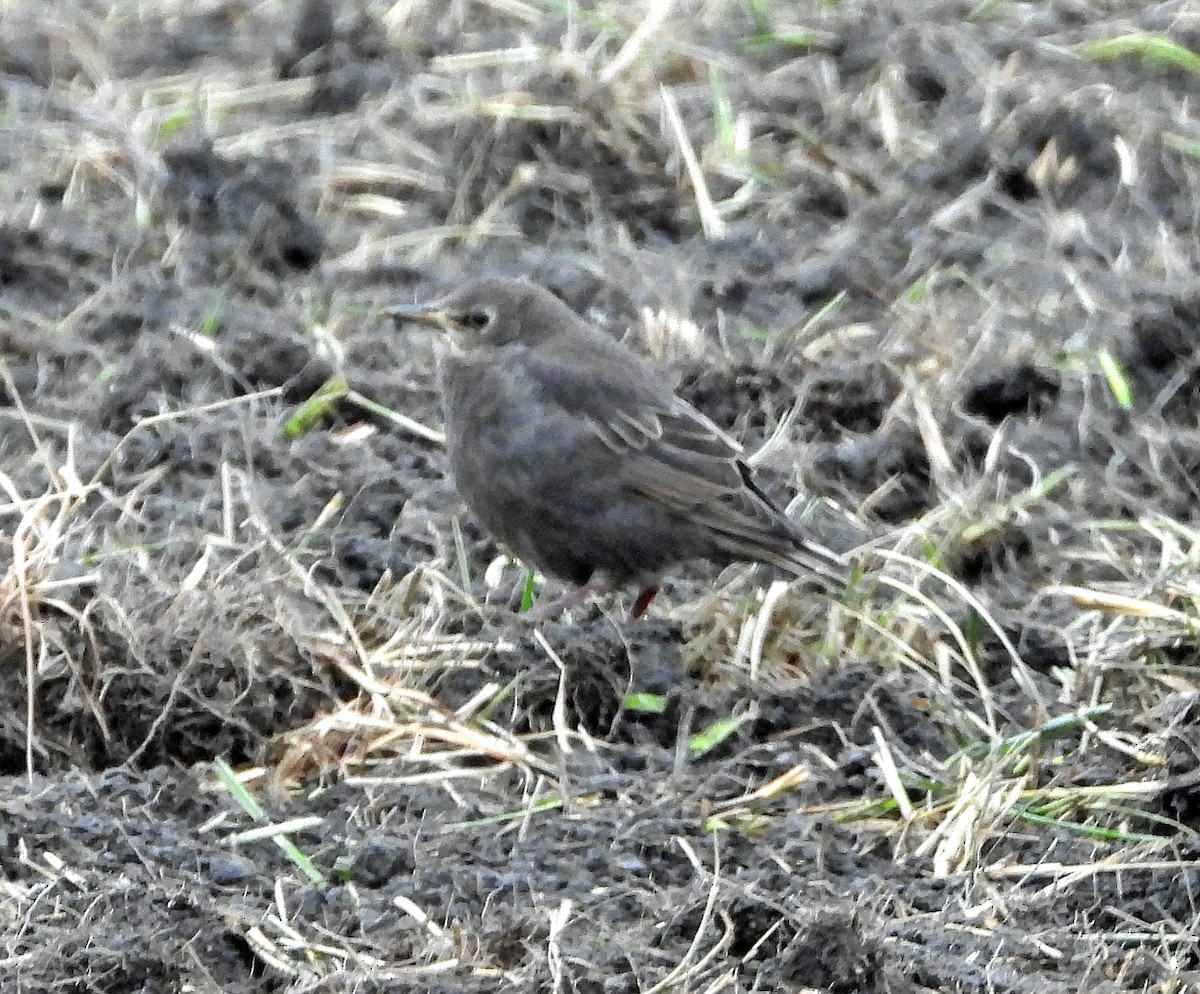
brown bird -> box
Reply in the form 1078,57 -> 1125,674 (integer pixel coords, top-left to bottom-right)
387,278 -> 847,619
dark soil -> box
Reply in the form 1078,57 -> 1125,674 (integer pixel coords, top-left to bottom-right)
2,1 -> 1199,992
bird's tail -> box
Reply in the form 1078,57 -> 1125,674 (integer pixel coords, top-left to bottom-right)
782,537 -> 851,590
702,509 -> 851,592
706,475 -> 852,591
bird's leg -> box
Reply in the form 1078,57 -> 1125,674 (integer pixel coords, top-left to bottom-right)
630,586 -> 659,619
521,584 -> 596,623
521,582 -> 659,623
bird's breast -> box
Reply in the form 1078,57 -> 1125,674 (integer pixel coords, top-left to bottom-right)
443,357 -> 560,486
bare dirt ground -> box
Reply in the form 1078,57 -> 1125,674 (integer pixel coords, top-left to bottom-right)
3,1 -> 1200,991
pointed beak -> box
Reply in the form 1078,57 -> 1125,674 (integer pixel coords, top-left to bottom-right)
384,302 -> 451,329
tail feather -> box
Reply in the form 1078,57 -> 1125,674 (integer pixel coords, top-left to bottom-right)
732,538 -> 849,590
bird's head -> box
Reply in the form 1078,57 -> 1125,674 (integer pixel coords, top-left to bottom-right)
386,278 -> 569,351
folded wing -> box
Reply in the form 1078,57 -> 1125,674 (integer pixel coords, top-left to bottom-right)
525,339 -> 847,587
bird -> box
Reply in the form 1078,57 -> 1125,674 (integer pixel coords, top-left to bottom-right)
386,278 -> 848,619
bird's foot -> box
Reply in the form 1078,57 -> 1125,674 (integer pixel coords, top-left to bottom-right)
517,583 -> 659,623
519,584 -> 596,623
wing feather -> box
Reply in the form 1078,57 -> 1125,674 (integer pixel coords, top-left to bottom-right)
520,335 -> 847,585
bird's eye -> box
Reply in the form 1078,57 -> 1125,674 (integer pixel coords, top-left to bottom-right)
460,311 -> 492,331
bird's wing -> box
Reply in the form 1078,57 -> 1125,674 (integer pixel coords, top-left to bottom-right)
592,396 -> 750,505
521,339 -> 749,499
518,338 -> 846,583
606,397 -> 849,583
523,342 -> 813,550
